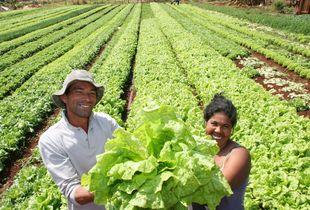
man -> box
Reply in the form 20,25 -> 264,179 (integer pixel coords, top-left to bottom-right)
39,70 -> 120,210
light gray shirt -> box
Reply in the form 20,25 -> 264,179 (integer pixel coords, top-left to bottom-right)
39,111 -> 120,210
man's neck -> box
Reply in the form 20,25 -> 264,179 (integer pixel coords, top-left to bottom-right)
64,111 -> 90,134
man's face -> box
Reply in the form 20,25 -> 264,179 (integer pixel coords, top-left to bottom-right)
60,81 -> 97,120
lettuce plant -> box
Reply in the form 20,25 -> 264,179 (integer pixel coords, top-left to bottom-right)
82,105 -> 232,210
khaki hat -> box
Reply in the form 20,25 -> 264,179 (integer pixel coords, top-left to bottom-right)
52,70 -> 104,109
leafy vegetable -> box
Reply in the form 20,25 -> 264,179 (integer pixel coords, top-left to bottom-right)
82,105 -> 232,210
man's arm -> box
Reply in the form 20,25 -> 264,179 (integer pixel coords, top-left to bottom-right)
39,134 -> 89,207
75,186 -> 95,205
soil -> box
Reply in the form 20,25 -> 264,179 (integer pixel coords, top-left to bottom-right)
22,5 -> 42,9
233,49 -> 310,119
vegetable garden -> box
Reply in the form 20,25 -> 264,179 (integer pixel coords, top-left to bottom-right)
0,2 -> 310,209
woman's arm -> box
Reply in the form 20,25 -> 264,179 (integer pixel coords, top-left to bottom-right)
220,147 -> 251,189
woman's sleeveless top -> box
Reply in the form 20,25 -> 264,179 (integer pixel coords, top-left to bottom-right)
188,144 -> 249,210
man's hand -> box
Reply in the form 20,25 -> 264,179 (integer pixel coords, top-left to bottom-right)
75,186 -> 95,205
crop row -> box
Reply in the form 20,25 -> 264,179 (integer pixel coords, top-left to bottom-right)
0,4 -> 133,174
0,146 -> 67,210
0,5 -> 100,43
161,4 -> 250,60
151,3 -> 310,209
127,4 -> 203,136
1,6 -> 78,32
176,4 -> 310,79
0,5 -> 140,209
92,3 -> 141,126
0,5 -> 105,55
0,7 -> 44,20
0,5 -> 125,100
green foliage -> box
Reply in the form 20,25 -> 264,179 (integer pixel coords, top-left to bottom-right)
0,6 -> 105,55
150,4 -> 310,209
0,5 -> 98,42
82,105 -> 232,210
241,66 -> 261,78
2,3 -> 310,210
190,1 -> 310,35
284,6 -> 294,13
163,4 -> 250,60
0,5 -> 111,70
0,165 -> 66,210
294,66 -> 305,74
273,0 -> 286,11
0,4 -> 133,173
300,69 -> 310,78
288,98 -> 310,111
0,5 -> 124,100
92,4 -> 141,126
142,3 -> 154,19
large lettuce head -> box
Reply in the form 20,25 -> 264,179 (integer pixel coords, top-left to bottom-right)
82,104 -> 232,210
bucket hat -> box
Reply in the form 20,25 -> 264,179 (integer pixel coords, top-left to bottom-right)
52,70 -> 104,109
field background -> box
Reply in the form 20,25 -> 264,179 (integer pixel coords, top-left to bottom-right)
0,2 -> 310,209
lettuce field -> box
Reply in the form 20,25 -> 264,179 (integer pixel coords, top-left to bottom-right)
1,2 -> 310,209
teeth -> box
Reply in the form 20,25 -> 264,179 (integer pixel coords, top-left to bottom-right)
81,105 -> 90,108
212,135 -> 221,140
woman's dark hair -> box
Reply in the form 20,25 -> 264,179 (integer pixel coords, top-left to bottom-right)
203,93 -> 237,127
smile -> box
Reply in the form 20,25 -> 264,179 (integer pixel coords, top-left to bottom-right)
212,135 -> 222,140
80,104 -> 91,108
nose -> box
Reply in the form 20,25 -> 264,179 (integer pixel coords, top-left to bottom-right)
82,93 -> 91,102
214,126 -> 221,133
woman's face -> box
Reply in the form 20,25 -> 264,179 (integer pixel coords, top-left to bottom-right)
206,112 -> 232,150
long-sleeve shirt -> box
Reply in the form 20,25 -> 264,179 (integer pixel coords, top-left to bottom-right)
39,111 -> 120,210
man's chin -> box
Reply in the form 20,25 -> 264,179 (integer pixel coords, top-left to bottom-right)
77,110 -> 93,118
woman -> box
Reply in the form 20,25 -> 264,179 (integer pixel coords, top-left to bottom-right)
189,93 -> 251,210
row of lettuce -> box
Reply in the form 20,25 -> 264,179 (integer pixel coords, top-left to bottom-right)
1,3 -> 310,209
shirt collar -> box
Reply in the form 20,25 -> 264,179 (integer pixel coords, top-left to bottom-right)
61,110 -> 95,130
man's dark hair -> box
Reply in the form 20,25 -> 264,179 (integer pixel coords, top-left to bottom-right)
64,84 -> 72,95
203,93 -> 237,127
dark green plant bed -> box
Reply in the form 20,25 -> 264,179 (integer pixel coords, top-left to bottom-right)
190,1 -> 310,35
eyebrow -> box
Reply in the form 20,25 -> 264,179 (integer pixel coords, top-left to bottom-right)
72,86 -> 96,92
211,120 -> 232,127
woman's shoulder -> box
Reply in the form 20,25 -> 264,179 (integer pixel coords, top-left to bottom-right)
222,141 -> 251,189
229,142 -> 250,157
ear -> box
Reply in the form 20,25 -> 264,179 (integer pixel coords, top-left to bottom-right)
59,94 -> 67,104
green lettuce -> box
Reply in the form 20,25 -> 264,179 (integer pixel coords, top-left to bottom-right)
82,104 -> 232,209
